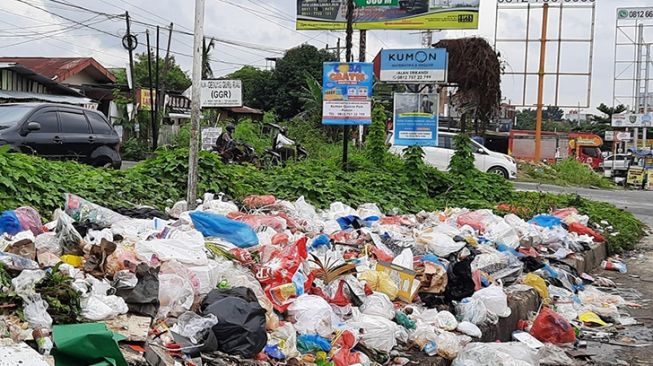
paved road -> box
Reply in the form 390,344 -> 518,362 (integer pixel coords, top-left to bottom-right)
513,182 -> 653,228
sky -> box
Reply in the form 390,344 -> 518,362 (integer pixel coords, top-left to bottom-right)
1,0 -> 652,114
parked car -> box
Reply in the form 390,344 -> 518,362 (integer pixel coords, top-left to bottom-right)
0,103 -> 121,168
599,154 -> 628,171
389,132 -> 518,179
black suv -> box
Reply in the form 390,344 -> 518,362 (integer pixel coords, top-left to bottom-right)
0,103 -> 121,168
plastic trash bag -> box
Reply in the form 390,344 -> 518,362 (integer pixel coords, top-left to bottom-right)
523,273 -> 549,301
567,222 -> 604,242
287,295 -> 338,338
190,211 -> 258,248
243,195 -> 276,209
135,235 -> 208,266
452,342 -> 539,366
269,323 -> 299,358
456,210 -> 497,233
348,314 -> 401,353
485,220 -> 520,248
24,295 -> 53,330
435,311 -> 458,331
437,331 -> 469,359
360,293 -> 395,319
472,285 -> 511,318
0,251 -> 39,271
444,256 -> 476,302
456,321 -> 482,338
294,196 -> 317,220
0,210 -> 21,236
54,211 -> 84,255
170,311 -> 219,344
359,270 -> 399,300
455,297 -> 494,325
115,263 -> 160,318
530,307 -> 576,344
11,269 -> 45,300
64,193 -> 127,227
529,215 -> 562,228
297,334 -> 331,353
15,207 -> 44,236
201,287 -> 267,358
81,293 -> 129,321
416,229 -> 466,257
34,232 -> 62,256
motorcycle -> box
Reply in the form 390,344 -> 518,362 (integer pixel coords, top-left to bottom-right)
263,122 -> 309,167
213,141 -> 259,166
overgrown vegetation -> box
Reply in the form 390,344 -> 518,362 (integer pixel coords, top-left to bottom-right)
519,159 -> 614,189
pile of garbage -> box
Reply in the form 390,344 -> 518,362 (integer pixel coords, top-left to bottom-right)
0,193 -> 639,365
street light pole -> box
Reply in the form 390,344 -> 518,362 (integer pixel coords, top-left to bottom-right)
187,0 -> 205,208
342,0 -> 354,170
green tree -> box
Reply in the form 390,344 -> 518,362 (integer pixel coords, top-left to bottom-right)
543,106 -> 564,120
594,103 -> 627,124
226,66 -> 273,110
116,53 -> 191,92
366,104 -> 388,165
271,44 -> 336,119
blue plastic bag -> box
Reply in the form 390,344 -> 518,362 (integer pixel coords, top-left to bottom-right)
529,215 -> 562,228
309,234 -> 331,250
297,334 -> 331,353
190,211 -> 259,248
0,210 -> 21,236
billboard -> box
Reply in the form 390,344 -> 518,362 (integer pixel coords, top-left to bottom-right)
296,0 -> 480,30
378,48 -> 447,83
322,62 -> 374,125
393,93 -> 438,147
612,113 -> 653,128
200,80 -> 243,108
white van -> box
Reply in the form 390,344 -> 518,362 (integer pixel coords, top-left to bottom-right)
389,132 -> 518,179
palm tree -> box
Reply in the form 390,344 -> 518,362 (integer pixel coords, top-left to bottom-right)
202,37 -> 215,79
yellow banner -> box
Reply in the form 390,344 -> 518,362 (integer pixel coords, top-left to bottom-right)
297,10 -> 479,30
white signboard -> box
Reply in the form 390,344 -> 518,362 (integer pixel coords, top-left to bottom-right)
497,0 -> 594,5
200,79 -> 242,108
617,8 -> 653,20
612,113 -> 653,128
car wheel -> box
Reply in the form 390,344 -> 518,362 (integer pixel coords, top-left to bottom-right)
92,157 -> 114,169
487,166 -> 509,179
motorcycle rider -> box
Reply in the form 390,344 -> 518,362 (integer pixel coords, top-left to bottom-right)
273,126 -> 296,161
214,123 -> 238,162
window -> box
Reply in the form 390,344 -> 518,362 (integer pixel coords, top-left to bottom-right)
59,112 -> 90,134
86,112 -> 112,134
0,105 -> 32,130
29,111 -> 58,133
581,147 -> 600,158
439,135 -> 453,149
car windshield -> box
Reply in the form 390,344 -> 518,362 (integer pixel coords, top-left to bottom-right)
0,105 -> 32,130
581,147 -> 601,158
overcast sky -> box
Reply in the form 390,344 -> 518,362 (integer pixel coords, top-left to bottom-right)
1,0 -> 652,114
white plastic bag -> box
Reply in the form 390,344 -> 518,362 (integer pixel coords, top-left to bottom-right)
360,293 -> 395,319
170,311 -> 219,344
347,314 -> 401,353
34,232 -> 62,256
452,342 -> 539,366
435,311 -> 458,331
456,321 -> 482,338
416,229 -> 465,257
81,294 -> 129,321
295,196 -> 317,220
437,331 -> 470,360
136,236 -> 207,266
472,285 -> 511,318
23,295 -> 53,330
269,323 -> 299,358
485,220 -> 520,248
392,248 -> 414,270
84,228 -> 113,246
455,297 -> 494,325
287,295 -> 338,338
157,273 -> 195,319
11,269 -> 45,300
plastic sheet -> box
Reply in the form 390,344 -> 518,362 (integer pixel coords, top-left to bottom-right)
523,273 -> 549,300
190,211 -> 259,248
24,295 -> 53,330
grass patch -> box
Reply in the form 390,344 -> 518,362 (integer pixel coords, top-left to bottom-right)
518,159 -> 614,189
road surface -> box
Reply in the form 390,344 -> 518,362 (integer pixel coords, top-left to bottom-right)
513,182 -> 653,228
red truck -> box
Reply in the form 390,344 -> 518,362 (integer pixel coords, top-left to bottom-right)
508,130 -> 603,169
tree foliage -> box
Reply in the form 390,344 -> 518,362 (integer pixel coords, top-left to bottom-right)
594,103 -> 627,124
125,53 -> 191,92
449,134 -> 476,176
202,37 -> 216,79
226,66 -> 273,110
435,38 -> 502,134
366,104 -> 388,165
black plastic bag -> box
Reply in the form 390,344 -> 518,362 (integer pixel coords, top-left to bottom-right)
200,287 -> 267,359
115,263 -> 160,318
444,256 -> 475,302
520,256 -> 545,273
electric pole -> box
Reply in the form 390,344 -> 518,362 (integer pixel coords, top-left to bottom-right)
159,23 -> 174,150
154,26 -> 160,150
343,0 -> 354,170
187,0 -> 205,208
534,3 -> 549,162
146,30 -> 154,143
124,12 -> 137,140
358,29 -> 367,148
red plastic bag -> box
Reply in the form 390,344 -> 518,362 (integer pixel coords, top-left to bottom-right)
243,195 -> 277,209
227,213 -> 287,232
332,330 -> 362,366
567,222 -> 604,242
530,307 -> 576,344
271,233 -> 289,246
456,210 -> 492,232
552,208 -> 578,219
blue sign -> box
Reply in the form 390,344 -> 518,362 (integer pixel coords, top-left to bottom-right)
379,48 -> 448,83
393,93 -> 438,147
322,62 -> 374,125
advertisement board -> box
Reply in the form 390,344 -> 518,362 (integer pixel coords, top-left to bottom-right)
497,0 -> 594,5
612,113 -> 653,128
322,62 -> 374,125
393,93 -> 438,147
378,48 -> 447,83
296,0 -> 480,30
138,89 -> 156,111
200,80 -> 243,108
617,7 -> 653,20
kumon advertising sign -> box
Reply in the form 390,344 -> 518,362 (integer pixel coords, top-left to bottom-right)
296,0 -> 480,30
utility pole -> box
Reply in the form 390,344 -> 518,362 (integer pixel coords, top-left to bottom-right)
358,29 -> 367,148
337,37 -> 341,61
187,0 -> 205,208
534,3 -> 549,162
634,24 -> 644,149
644,43 -> 650,149
342,0 -> 354,170
124,12 -> 137,139
154,26 -> 160,150
146,30 -> 155,143
159,23 -> 174,150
